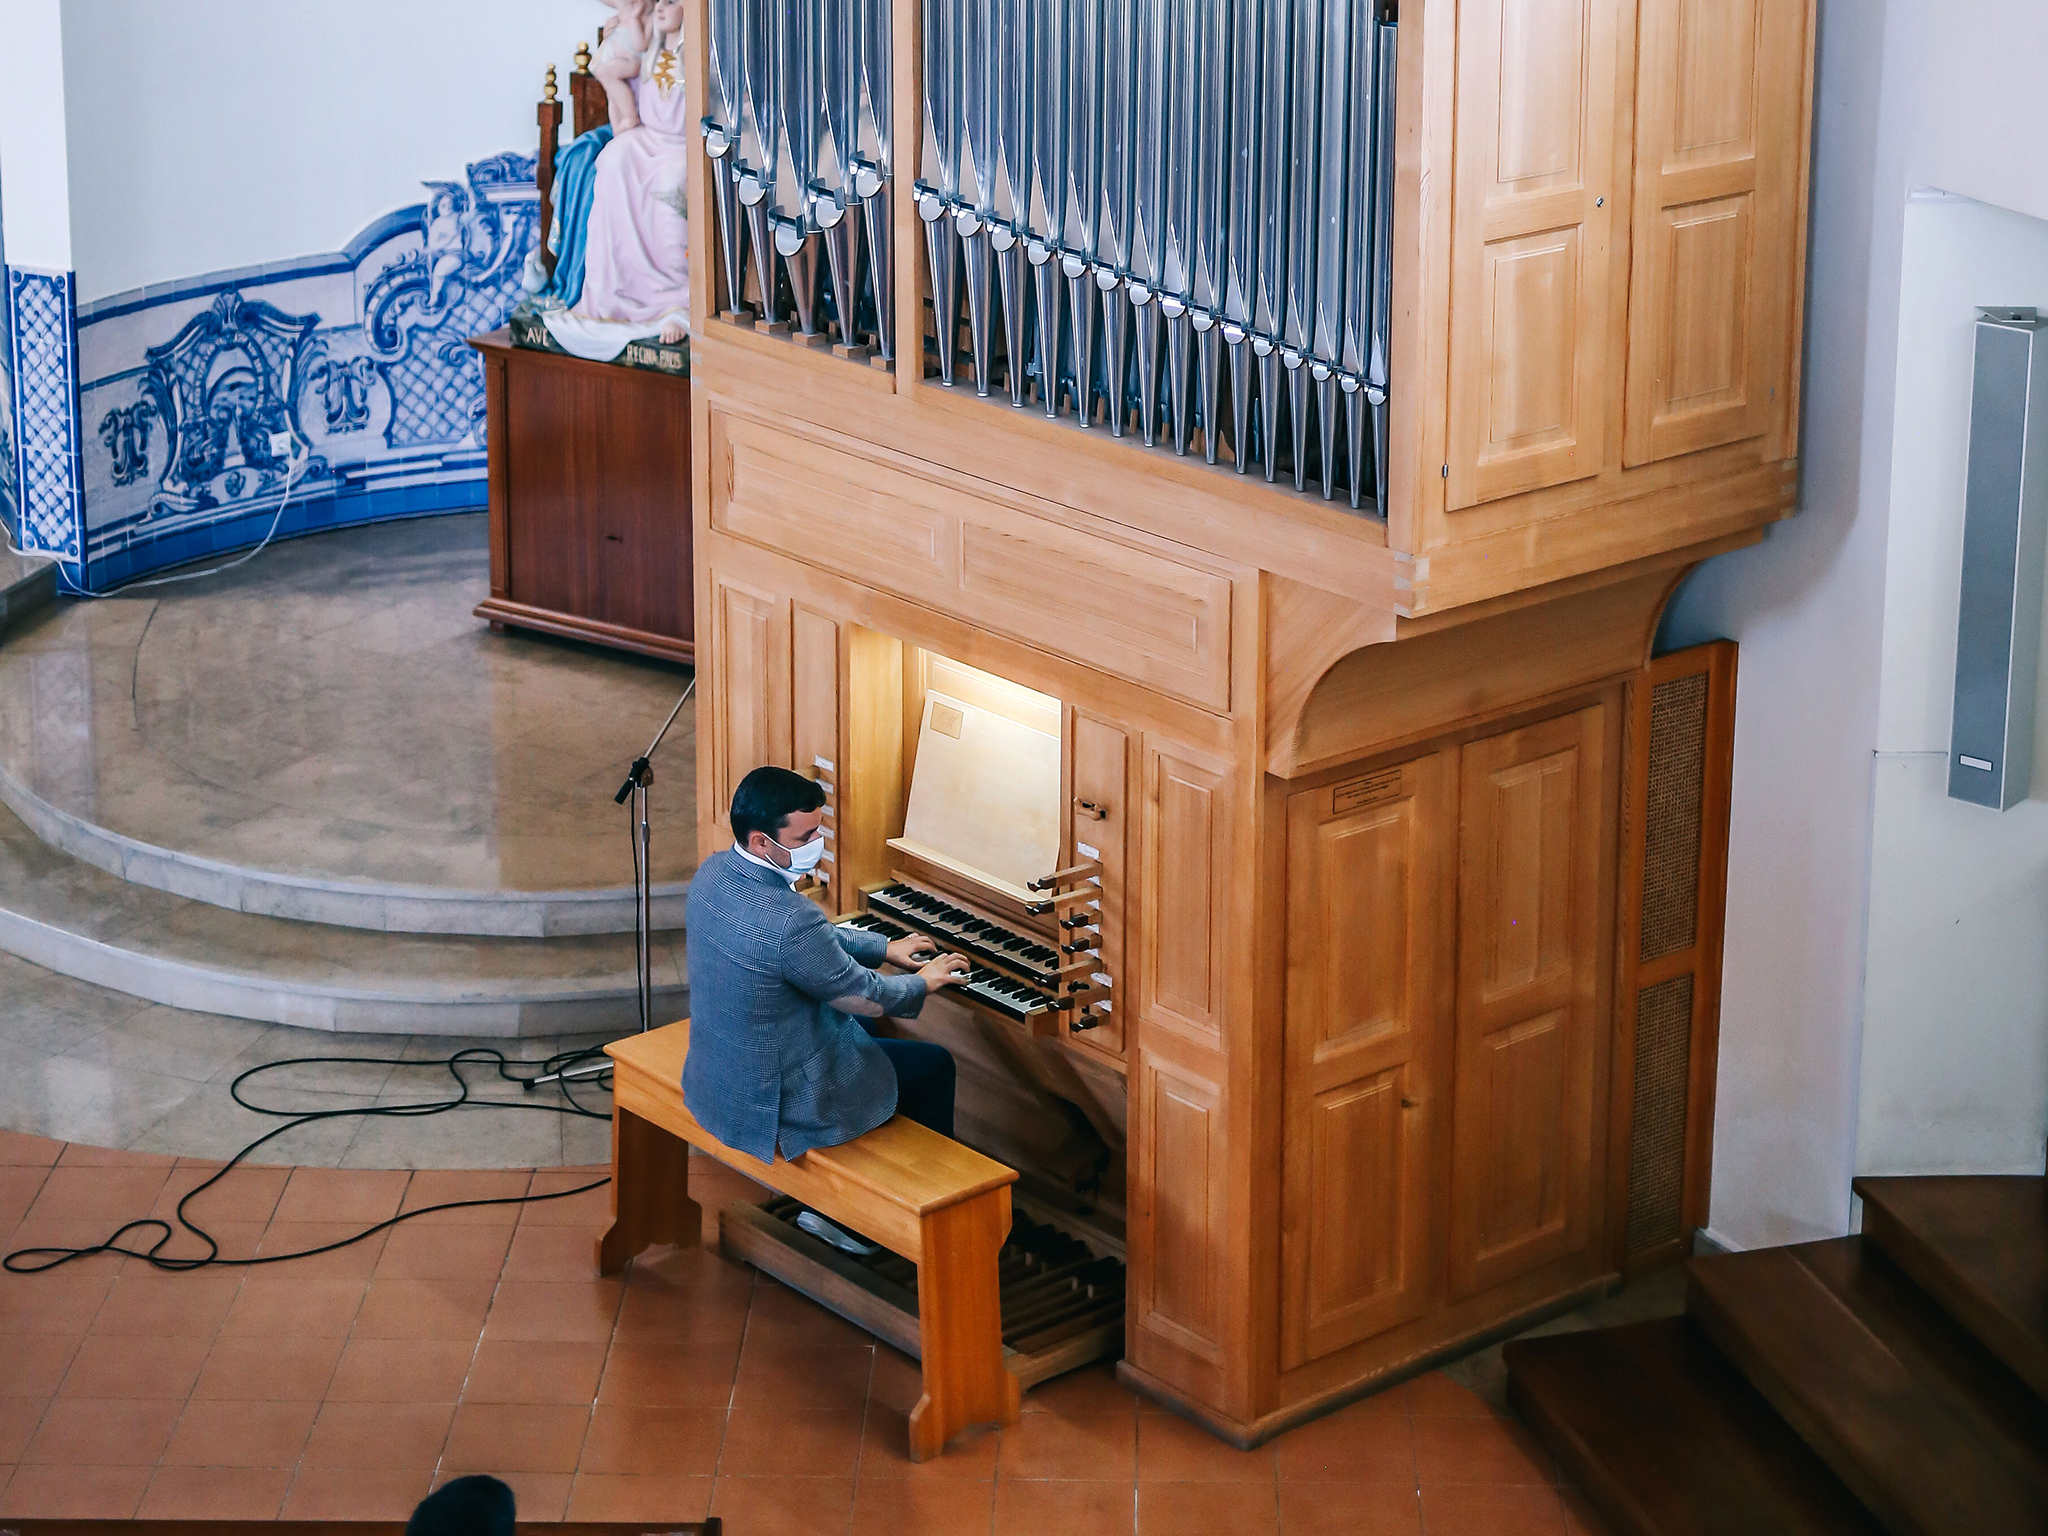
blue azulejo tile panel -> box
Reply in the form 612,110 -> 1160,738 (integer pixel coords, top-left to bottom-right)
69,150 -> 536,590
6,267 -> 84,563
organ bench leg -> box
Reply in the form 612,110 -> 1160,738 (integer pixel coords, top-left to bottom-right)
595,1105 -> 701,1275
907,1186 -> 1022,1461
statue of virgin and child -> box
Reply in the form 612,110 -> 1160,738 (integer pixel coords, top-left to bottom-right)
524,0 -> 691,360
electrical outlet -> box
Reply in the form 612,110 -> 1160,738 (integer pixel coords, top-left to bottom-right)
268,431 -> 294,459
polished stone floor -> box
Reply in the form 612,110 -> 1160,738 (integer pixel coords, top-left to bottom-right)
0,515 -> 697,894
0,950 -> 618,1169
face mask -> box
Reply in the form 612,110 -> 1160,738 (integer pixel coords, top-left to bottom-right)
785,833 -> 826,874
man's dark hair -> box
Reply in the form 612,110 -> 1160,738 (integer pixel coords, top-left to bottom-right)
406,1474 -> 515,1536
732,764 -> 826,847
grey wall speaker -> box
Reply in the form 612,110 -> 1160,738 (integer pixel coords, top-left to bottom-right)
1949,307 -> 2048,811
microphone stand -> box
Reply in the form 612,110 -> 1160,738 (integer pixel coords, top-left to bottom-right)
531,676 -> 695,1089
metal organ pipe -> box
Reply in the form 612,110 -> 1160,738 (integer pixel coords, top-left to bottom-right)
700,1 -> 1398,514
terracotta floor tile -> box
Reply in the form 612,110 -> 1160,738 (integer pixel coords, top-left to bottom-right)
326,1336 -> 478,1403
0,1335 -> 80,1399
519,1169 -> 615,1225
998,1411 -> 1138,1482
612,1283 -> 752,1349
503,1223 -> 606,1281
0,1168 -> 49,1233
1407,1371 -> 1509,1418
1023,1362 -> 1140,1417
1139,1479 -> 1280,1536
0,1218 -> 134,1272
0,1399 -> 46,1462
482,1278 -> 625,1342
1562,1486 -> 1615,1536
57,1332 -> 211,1399
160,1398 -> 320,1468
851,1474 -> 997,1535
435,1469 -> 573,1521
251,1221 -> 389,1279
1411,1415 -> 1557,1486
1277,1479 -> 1425,1535
718,1407 -> 866,1479
1139,1412 -> 1278,1482
732,1341 -> 875,1413
867,1346 -> 925,1416
625,1240 -> 759,1298
461,1339 -> 608,1404
441,1402 -> 593,1475
596,1342 -> 742,1408
218,1275 -> 365,1337
272,1167 -> 410,1225
567,1472 -> 716,1522
0,1461 -> 152,1517
1418,1484 -> 1570,1535
138,1464 -> 294,1519
0,1264 -> 117,1335
56,1146 -> 177,1168
351,1277 -> 495,1340
578,1403 -> 726,1476
993,1477 -> 1138,1536
26,1166 -> 172,1222
301,1400 -> 456,1470
374,1220 -> 514,1280
747,1277 -> 875,1347
0,1131 -> 65,1167
401,1168 -> 534,1223
150,1163 -> 290,1225
710,1473 -> 856,1536
87,1269 -> 242,1339
192,1332 -> 345,1400
23,1397 -> 183,1465
281,1466 -> 435,1520
1271,1402 -> 1417,1484
859,1404 -> 999,1479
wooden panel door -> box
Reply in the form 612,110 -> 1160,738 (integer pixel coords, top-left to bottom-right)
1132,1053 -> 1228,1365
709,574 -> 791,835
1448,705 -> 1609,1298
1624,0 -> 1809,465
1280,755 -> 1451,1370
792,606 -> 840,907
1139,746 -> 1231,1049
1445,0 -> 1623,508
1068,712 -> 1130,1058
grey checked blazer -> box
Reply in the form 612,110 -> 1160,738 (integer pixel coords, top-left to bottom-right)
681,848 -> 927,1162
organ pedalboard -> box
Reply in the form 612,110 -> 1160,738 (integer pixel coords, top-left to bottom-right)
845,867 -> 1113,1039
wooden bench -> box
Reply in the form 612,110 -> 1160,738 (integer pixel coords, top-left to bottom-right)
595,1020 -> 1023,1460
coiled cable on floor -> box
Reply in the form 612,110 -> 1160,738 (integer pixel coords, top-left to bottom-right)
3,1044 -> 621,1275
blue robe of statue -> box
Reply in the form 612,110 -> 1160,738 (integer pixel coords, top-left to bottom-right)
540,125 -> 615,308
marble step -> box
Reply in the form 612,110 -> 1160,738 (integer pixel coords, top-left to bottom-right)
0,799 -> 686,1036
0,763 -> 690,938
0,550 -> 57,639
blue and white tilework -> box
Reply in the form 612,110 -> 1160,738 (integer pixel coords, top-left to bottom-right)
6,267 -> 84,563
59,151 -> 538,590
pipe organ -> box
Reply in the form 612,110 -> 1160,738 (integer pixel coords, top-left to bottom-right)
685,0 -> 1812,1446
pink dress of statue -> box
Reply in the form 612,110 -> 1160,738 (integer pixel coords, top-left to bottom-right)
571,5 -> 692,344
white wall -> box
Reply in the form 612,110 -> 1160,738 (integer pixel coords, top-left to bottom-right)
1666,0 -> 2048,1246
1857,195 -> 2048,1177
0,0 -> 74,271
59,0 -> 610,302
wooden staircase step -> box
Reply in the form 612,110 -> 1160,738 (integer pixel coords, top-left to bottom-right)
1503,1318 -> 1885,1536
1688,1239 -> 2048,1536
1856,1175 -> 2048,1401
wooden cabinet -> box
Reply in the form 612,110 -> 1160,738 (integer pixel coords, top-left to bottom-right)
472,333 -> 694,663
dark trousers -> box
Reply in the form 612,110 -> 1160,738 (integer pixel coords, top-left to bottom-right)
875,1037 -> 956,1141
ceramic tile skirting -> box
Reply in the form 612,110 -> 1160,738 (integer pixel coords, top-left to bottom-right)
0,763 -> 690,939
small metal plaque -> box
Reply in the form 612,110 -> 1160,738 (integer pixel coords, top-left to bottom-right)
1332,768 -> 1404,815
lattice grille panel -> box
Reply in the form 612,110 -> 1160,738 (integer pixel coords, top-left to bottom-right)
1640,672 -> 1708,962
1626,974 -> 1695,1255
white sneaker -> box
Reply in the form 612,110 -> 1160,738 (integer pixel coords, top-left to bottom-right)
796,1209 -> 879,1256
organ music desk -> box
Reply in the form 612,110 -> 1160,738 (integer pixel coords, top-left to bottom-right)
676,0 -> 1807,1446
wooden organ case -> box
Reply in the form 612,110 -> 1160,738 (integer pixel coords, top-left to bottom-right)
683,0 -> 1810,1445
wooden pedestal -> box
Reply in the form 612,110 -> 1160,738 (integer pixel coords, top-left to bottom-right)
470,330 -> 694,663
